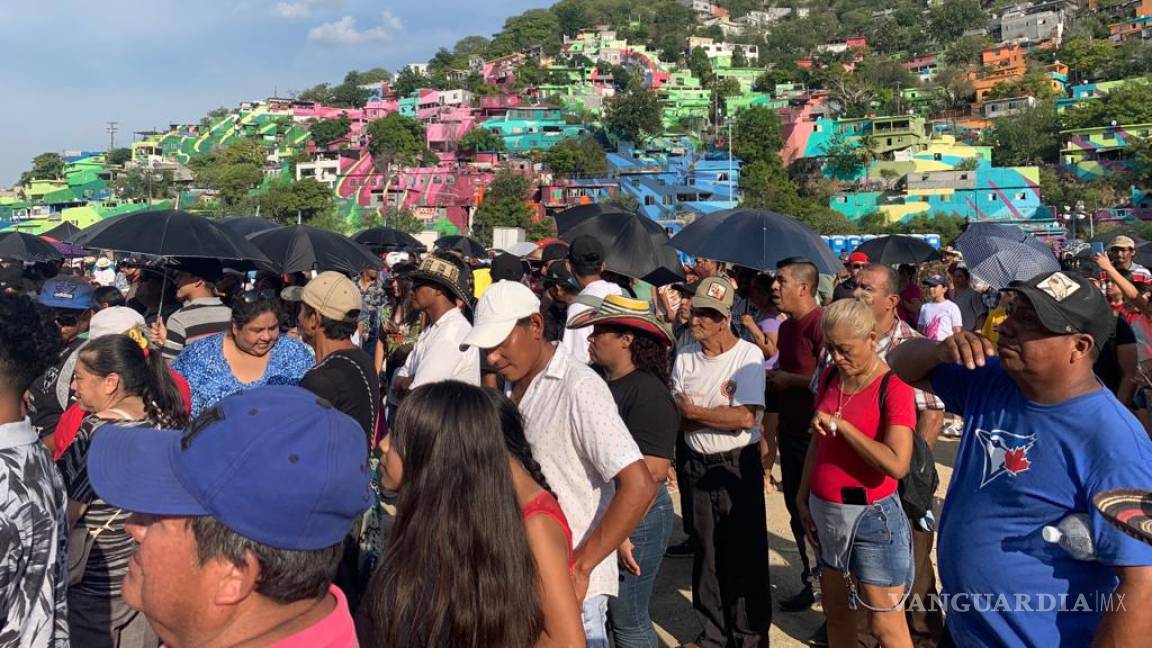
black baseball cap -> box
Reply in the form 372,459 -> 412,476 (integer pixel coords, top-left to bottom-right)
568,235 -> 605,267
670,280 -> 700,297
540,242 -> 569,264
170,258 -> 223,283
1003,271 -> 1114,349
491,253 -> 527,283
542,260 -> 576,288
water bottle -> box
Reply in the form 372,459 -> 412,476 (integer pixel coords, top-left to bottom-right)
1042,514 -> 1096,561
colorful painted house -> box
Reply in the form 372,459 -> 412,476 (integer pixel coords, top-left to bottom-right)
480,106 -> 586,152
1061,122 -> 1152,180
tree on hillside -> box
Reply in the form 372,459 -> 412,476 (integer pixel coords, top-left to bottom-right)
551,0 -> 589,37
731,106 -> 784,166
821,130 -> 866,182
928,0 -> 984,44
731,47 -> 749,68
347,68 -> 392,85
1059,38 -> 1117,83
107,148 -> 133,166
19,152 -> 65,185
366,114 -> 433,191
453,35 -> 491,58
330,82 -> 373,109
472,169 -> 548,244
457,128 -> 505,153
297,83 -> 334,104
310,117 -> 352,148
189,140 -> 267,208
944,34 -> 992,66
856,56 -> 916,91
1061,80 -> 1152,130
543,135 -> 608,178
688,47 -> 713,84
489,9 -> 563,57
392,67 -> 430,97
253,178 -> 337,225
604,85 -> 663,144
111,168 -> 174,202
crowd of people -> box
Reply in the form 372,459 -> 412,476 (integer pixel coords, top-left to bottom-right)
1,231 -> 1152,648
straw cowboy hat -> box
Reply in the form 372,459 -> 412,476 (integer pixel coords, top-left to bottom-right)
405,254 -> 475,309
566,294 -> 673,345
1095,489 -> 1152,545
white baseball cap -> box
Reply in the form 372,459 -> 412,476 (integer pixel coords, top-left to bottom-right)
459,280 -> 540,350
89,307 -> 146,339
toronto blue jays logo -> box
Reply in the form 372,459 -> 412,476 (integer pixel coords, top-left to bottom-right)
976,428 -> 1036,488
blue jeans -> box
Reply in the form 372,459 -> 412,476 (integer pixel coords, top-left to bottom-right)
608,482 -> 675,648
582,595 -> 609,648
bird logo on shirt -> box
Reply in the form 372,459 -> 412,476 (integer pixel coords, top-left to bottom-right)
721,380 -> 737,401
976,428 -> 1036,488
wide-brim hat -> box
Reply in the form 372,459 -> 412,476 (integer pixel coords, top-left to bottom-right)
407,255 -> 475,309
567,294 -> 673,345
1094,489 -> 1152,545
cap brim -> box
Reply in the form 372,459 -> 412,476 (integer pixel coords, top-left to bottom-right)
1003,284 -> 1080,337
88,426 -> 209,516
690,296 -> 731,318
459,317 -> 519,351
566,311 -> 673,345
409,270 -> 474,307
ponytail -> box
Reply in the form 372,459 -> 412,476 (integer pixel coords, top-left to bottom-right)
79,334 -> 189,429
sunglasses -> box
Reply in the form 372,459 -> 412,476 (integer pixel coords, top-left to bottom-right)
850,263 -> 866,270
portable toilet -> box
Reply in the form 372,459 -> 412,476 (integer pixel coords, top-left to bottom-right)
847,235 -> 863,251
924,234 -> 942,249
830,235 -> 847,256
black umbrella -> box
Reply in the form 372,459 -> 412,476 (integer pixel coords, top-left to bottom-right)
0,231 -> 64,262
217,216 -> 282,238
670,208 -> 843,274
954,223 -> 1058,289
853,235 -> 941,265
354,227 -> 427,253
250,225 -> 382,274
41,221 -> 83,242
554,203 -> 632,236
561,211 -> 684,286
434,235 -> 488,258
72,210 -> 270,263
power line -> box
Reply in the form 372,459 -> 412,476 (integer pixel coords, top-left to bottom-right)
106,121 -> 120,152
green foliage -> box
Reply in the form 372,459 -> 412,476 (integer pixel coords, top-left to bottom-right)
855,56 -> 916,91
392,67 -> 429,97
944,35 -> 991,67
731,106 -> 784,166
981,102 -> 1060,166
110,168 -> 174,202
472,168 -> 542,244
542,135 -> 608,178
20,152 -> 65,185
366,113 -> 431,174
1039,166 -> 1129,213
376,207 -> 424,234
604,192 -> 640,212
820,130 -> 866,181
984,67 -> 1057,101
252,178 -> 337,225
107,148 -> 133,166
716,77 -> 743,100
346,68 -> 392,85
928,0 -> 985,44
1059,38 -> 1116,83
188,141 -> 267,208
330,81 -> 373,108
297,83 -> 334,104
688,47 -> 713,84
552,0 -> 589,37
604,85 -> 663,144
310,117 -> 352,148
1061,79 -> 1152,130
489,9 -> 562,57
730,47 -> 749,69
458,128 -> 505,153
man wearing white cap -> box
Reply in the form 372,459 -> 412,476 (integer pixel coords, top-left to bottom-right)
462,280 -> 656,647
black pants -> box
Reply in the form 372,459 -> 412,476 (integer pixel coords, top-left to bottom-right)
778,432 -> 813,586
685,443 -> 771,648
676,431 -> 694,537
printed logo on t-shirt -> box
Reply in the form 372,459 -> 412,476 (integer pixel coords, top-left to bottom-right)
976,428 -> 1036,487
721,380 -> 737,401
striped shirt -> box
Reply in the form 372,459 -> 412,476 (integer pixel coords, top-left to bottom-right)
162,298 -> 231,360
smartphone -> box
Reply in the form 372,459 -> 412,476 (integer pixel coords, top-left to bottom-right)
841,487 -> 868,506
1092,241 -> 1106,255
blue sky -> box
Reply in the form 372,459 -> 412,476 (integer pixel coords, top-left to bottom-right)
0,0 -> 551,186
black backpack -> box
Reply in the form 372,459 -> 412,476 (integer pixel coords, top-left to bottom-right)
817,369 -> 938,520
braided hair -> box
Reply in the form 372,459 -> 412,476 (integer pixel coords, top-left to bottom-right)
486,389 -> 555,499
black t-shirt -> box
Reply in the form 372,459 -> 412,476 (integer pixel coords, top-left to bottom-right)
27,338 -> 84,437
1094,316 -> 1136,396
300,348 -> 381,441
832,277 -> 859,302
607,370 -> 679,459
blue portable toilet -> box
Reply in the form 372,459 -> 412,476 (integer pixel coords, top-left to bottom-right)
924,234 -> 941,249
847,235 -> 863,251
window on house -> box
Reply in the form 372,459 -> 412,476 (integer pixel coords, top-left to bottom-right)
960,173 -> 969,180
933,153 -> 942,161
886,138 -> 893,145
1016,192 -> 1027,200
644,196 -> 655,205
989,193 -> 998,201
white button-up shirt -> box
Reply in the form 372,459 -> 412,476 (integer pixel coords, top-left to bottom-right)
515,346 -> 643,600
560,279 -> 625,365
395,307 -> 479,387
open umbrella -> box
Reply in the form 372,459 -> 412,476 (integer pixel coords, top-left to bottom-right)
41,221 -> 83,242
250,225 -> 382,274
555,203 -> 632,236
72,210 -> 270,263
0,231 -> 64,262
434,235 -> 488,258
853,235 -> 941,265
561,211 -> 684,286
353,227 -> 427,253
670,208 -> 843,274
217,216 -> 282,238
40,236 -> 87,258
954,222 -> 1058,289
500,241 -> 539,257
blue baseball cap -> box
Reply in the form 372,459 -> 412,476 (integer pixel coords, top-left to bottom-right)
39,277 -> 94,310
88,386 -> 371,551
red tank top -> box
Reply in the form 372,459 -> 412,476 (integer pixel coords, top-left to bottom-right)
522,491 -> 574,570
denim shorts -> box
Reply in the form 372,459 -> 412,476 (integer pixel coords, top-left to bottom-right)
809,492 -> 913,588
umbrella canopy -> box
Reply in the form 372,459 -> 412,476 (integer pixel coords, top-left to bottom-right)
250,225 -> 382,274
434,235 -> 488,258
41,221 -> 83,242
0,231 -> 64,262
353,227 -> 427,253
554,203 -> 632,236
561,211 -> 685,286
72,210 -> 270,263
40,236 -> 87,258
217,216 -> 282,238
670,208 -> 843,274
853,235 -> 941,265
1090,230 -> 1145,247
500,241 -> 539,257
954,223 -> 1059,289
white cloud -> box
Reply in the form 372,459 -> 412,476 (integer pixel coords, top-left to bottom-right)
307,11 -> 403,45
273,0 -> 341,19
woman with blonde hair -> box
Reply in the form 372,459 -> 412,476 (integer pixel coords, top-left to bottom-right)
796,298 -> 917,647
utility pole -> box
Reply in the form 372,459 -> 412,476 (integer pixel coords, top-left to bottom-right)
728,119 -> 734,205
106,121 -> 119,152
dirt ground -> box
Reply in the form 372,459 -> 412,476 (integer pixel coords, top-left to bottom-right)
649,437 -> 960,647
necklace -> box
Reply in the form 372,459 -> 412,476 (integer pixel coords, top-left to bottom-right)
828,361 -> 882,435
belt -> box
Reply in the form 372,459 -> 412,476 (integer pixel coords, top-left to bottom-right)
687,443 -> 753,465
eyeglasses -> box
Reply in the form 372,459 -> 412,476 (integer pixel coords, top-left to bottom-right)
238,289 -> 277,304
850,264 -> 866,270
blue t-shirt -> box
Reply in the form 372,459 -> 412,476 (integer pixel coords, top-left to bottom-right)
932,359 -> 1152,647
173,333 -> 314,417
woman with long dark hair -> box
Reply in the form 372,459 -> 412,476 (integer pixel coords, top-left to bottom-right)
570,295 -> 680,647
172,290 -> 312,416
359,381 -> 553,647
59,332 -> 189,648
489,390 -> 586,647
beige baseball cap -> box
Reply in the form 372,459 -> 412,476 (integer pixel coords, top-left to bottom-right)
1110,235 -> 1137,250
295,272 -> 362,322
691,277 -> 734,318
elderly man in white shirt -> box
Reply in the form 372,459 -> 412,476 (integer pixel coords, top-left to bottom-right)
561,235 -> 625,365
391,255 -> 480,400
463,280 -> 657,648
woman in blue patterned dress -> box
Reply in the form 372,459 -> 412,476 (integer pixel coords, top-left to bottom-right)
174,290 -> 313,417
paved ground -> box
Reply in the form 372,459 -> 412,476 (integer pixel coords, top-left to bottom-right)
649,436 -> 960,647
